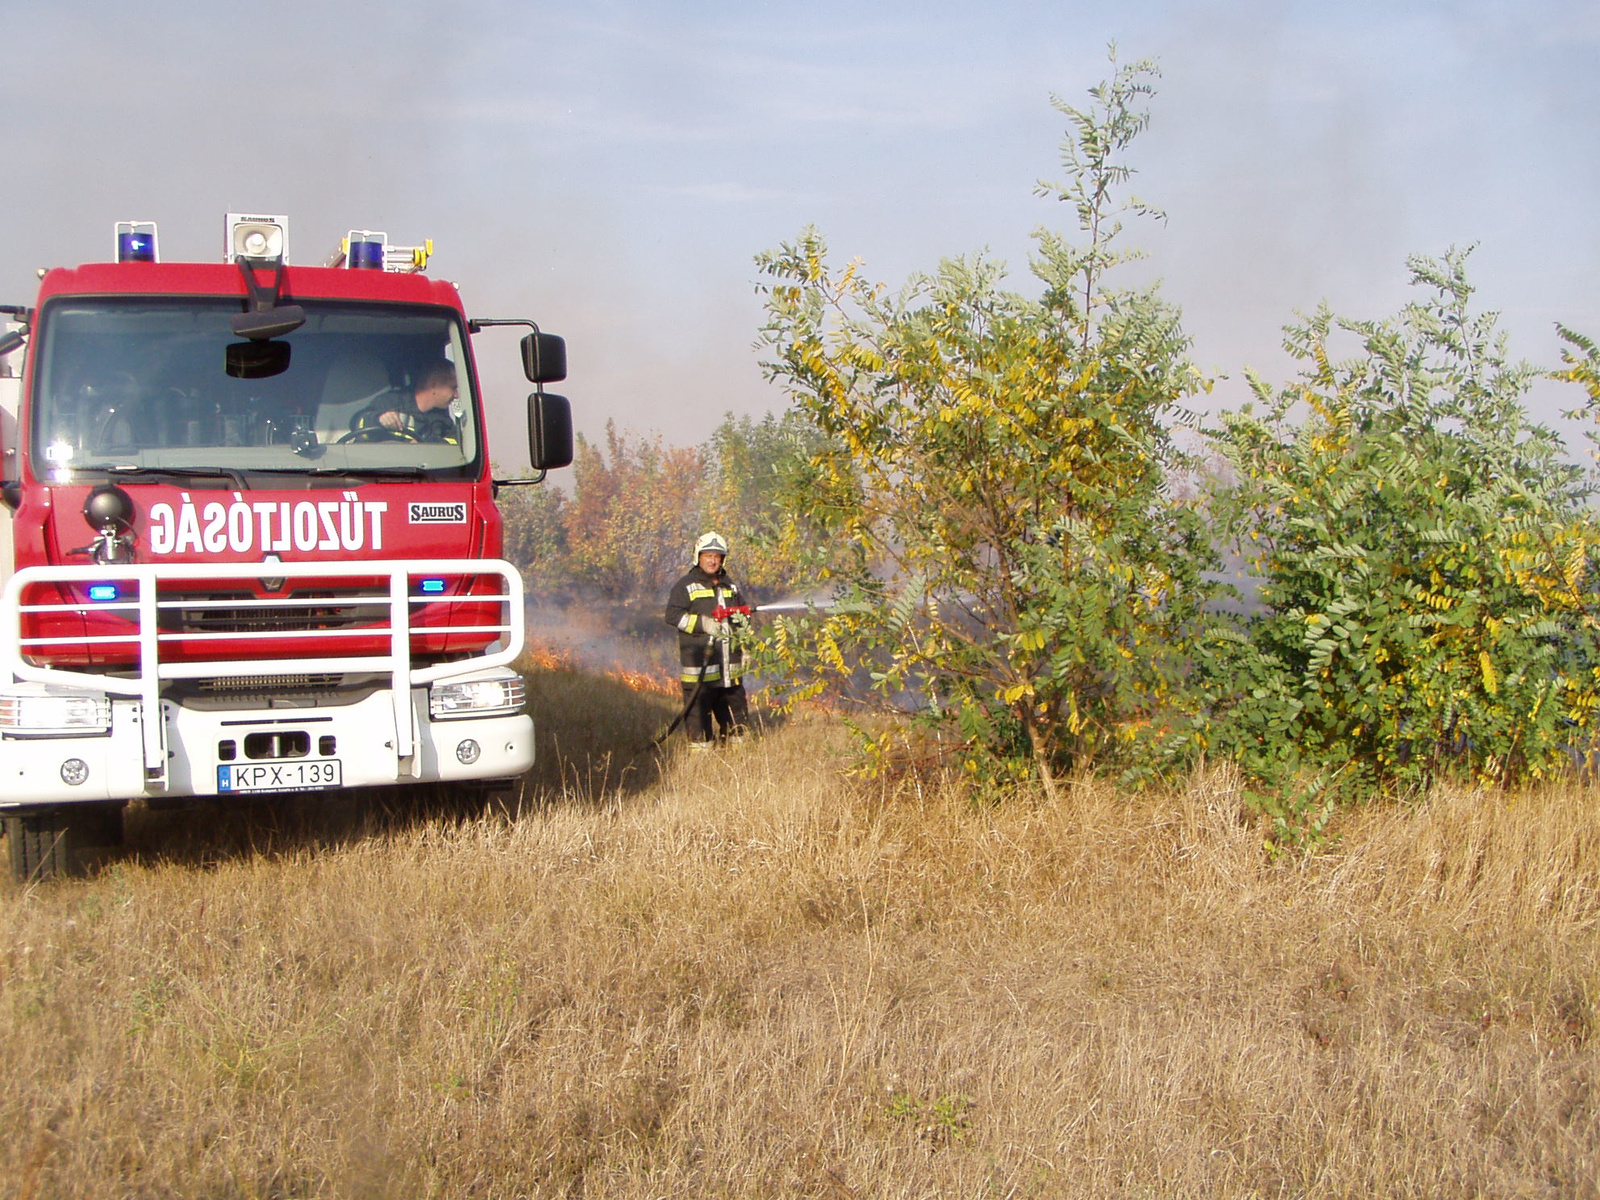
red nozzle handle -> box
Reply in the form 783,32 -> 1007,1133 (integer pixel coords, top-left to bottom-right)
712,604 -> 751,620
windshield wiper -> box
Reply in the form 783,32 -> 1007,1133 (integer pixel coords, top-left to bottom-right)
104,465 -> 248,489
92,463 -> 429,486
308,466 -> 427,479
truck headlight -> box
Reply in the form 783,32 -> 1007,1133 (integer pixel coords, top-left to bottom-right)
429,675 -> 526,720
0,687 -> 112,736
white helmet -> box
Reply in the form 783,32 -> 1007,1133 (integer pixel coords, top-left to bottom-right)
693,531 -> 729,561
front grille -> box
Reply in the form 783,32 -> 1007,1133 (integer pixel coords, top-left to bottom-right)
158,590 -> 387,635
174,672 -> 383,711
196,674 -> 343,694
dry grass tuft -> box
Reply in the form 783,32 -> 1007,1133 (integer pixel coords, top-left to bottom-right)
2,667 -> 1597,1197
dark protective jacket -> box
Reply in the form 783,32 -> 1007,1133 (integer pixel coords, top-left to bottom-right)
350,388 -> 460,443
664,564 -> 747,686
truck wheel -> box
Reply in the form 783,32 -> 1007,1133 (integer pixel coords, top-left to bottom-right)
77,802 -> 127,848
473,778 -> 521,816
4,810 -> 87,883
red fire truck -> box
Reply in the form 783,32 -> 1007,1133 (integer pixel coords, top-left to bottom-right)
0,214 -> 572,880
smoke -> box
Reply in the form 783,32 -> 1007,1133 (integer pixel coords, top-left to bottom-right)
3,0 -> 1596,456
0,5 -> 457,271
1132,1 -> 1600,421
525,600 -> 676,680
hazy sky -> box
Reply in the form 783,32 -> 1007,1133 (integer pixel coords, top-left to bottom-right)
3,0 -> 1596,463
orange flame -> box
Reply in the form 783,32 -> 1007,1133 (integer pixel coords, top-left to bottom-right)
521,642 -> 578,673
607,667 -> 677,696
518,639 -> 678,696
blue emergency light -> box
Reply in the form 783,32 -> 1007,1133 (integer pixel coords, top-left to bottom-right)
114,221 -> 159,263
87,584 -> 119,602
348,229 -> 386,270
419,579 -> 446,595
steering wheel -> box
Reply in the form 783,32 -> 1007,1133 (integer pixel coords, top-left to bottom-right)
337,423 -> 419,445
85,372 -> 148,453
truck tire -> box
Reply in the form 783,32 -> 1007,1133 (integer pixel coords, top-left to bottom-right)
5,810 -> 86,882
473,778 -> 521,816
78,802 -> 127,848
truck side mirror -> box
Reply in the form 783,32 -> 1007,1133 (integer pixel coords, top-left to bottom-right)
520,332 -> 567,384
529,392 -> 572,470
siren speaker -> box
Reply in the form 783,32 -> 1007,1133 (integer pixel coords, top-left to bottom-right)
226,213 -> 290,263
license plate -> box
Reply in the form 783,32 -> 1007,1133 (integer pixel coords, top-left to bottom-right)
217,759 -> 342,793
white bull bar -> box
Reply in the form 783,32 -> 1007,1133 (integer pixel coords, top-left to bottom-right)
0,559 -> 524,789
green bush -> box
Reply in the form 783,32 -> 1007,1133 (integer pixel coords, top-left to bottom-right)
1201,250 -> 1600,840
753,55 -> 1216,799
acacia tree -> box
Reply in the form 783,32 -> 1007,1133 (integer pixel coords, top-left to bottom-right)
562,421 -> 707,604
699,411 -> 836,599
499,412 -> 832,611
753,56 -> 1214,797
1202,251 -> 1600,839
1558,325 -> 1600,447
497,472 -> 571,600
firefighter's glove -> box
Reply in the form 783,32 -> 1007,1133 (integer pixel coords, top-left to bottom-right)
702,617 -> 730,638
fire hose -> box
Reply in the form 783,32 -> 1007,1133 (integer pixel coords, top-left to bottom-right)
650,601 -> 826,747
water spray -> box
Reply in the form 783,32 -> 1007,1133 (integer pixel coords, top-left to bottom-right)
652,600 -> 835,748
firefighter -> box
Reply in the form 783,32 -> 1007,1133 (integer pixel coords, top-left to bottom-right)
349,360 -> 460,442
664,531 -> 751,749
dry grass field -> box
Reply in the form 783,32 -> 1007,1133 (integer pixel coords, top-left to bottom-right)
2,660 -> 1598,1198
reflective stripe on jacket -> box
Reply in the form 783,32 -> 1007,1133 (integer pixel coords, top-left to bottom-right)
664,565 -> 745,686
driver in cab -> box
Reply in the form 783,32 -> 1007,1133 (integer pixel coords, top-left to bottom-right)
350,360 -> 460,442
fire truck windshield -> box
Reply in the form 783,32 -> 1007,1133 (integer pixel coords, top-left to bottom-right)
30,298 -> 481,482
